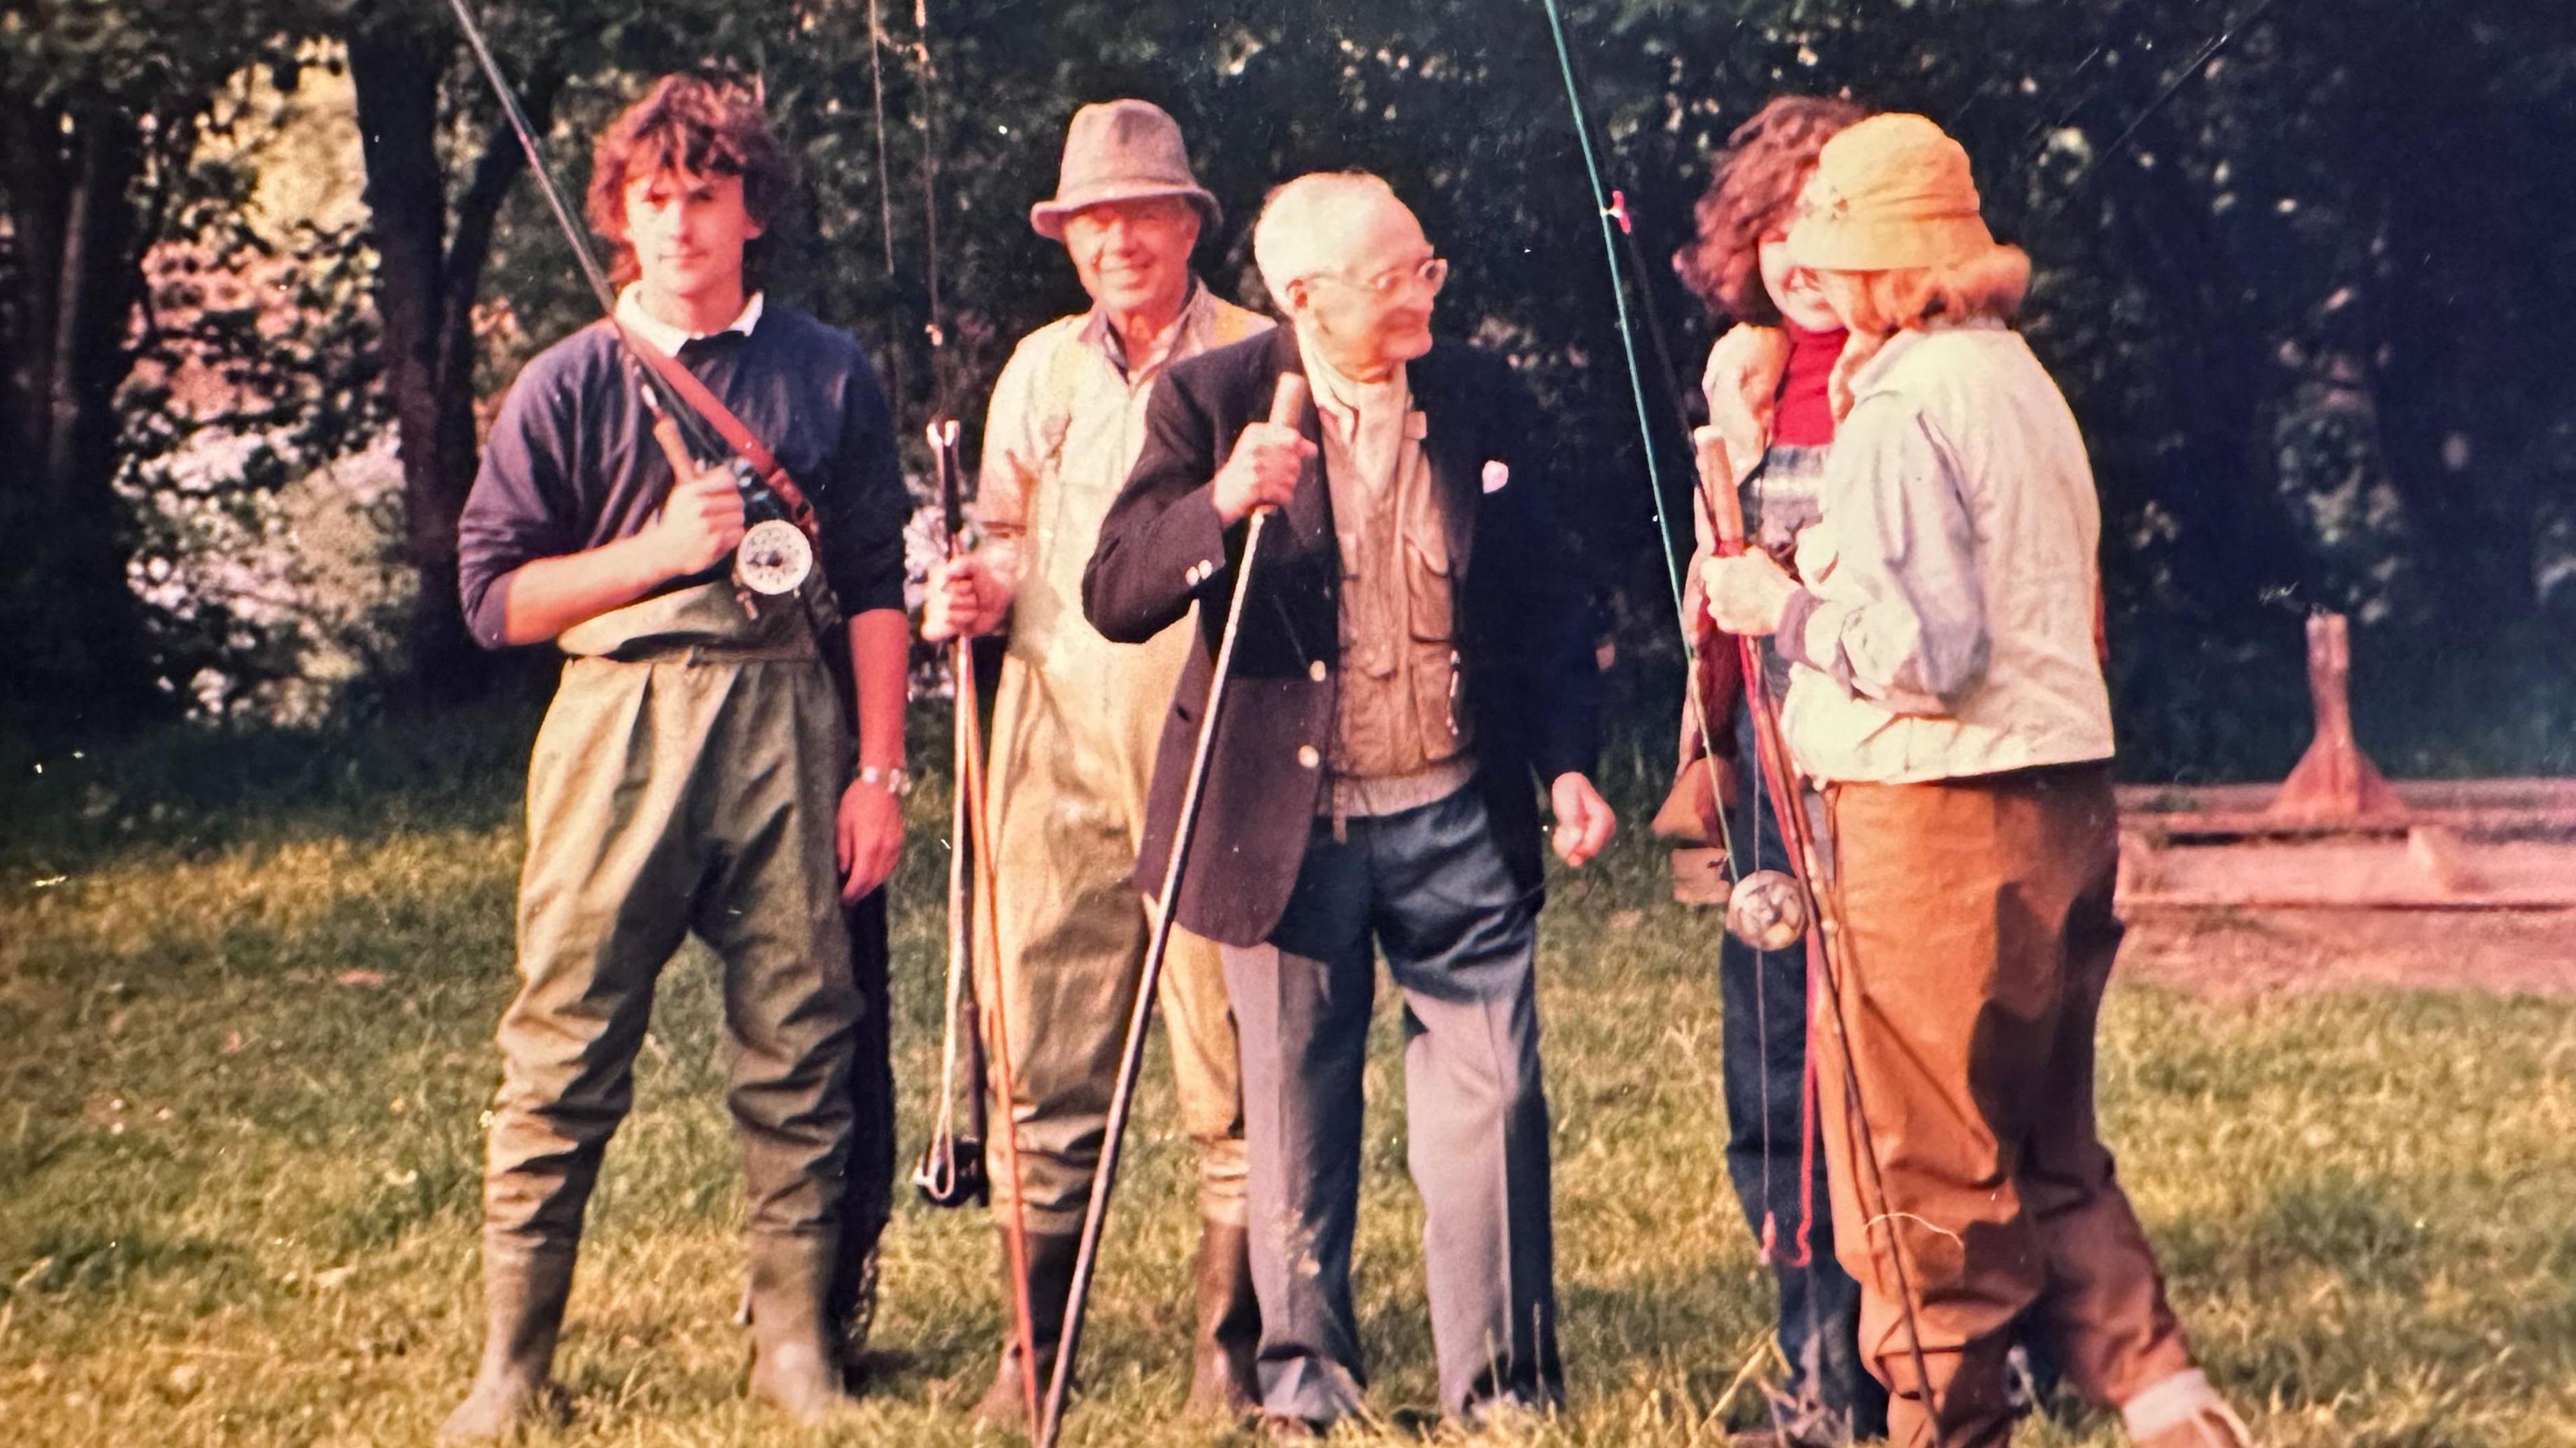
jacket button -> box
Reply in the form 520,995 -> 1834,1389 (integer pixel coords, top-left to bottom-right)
1296,744 -> 1321,769
1307,659 -> 1327,681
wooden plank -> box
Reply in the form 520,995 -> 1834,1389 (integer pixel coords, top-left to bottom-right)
2114,836 -> 2576,910
2122,805 -> 2576,842
2118,777 -> 2576,842
2404,826 -> 2480,893
2118,777 -> 2576,817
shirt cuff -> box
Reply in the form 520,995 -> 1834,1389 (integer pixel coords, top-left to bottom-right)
1165,485 -> 1233,597
1774,588 -> 1823,669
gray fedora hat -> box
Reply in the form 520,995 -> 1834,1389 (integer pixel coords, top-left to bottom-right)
1028,99 -> 1221,240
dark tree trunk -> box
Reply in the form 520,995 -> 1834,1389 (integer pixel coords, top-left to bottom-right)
0,95 -> 164,735
348,25 -> 559,708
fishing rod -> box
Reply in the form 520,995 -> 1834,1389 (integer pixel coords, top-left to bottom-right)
1038,375 -> 1311,1448
914,417 -> 993,1216
914,420 -> 1042,1425
1533,2 -> 1949,1440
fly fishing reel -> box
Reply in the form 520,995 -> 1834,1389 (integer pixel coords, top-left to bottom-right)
735,518 -> 812,595
729,460 -> 814,596
1725,869 -> 1809,951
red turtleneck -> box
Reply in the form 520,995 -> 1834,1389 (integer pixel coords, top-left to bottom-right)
1773,319 -> 1846,448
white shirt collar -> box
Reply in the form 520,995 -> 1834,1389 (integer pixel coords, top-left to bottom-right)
614,284 -> 764,355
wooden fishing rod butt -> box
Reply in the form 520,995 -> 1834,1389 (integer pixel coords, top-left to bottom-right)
1693,423 -> 1746,553
1271,372 -> 1309,431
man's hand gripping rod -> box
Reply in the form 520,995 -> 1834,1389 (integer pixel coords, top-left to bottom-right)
1037,374 -> 1309,1448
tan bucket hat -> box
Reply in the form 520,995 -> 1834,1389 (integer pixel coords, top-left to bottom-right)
1028,99 -> 1221,240
1785,113 -> 1996,271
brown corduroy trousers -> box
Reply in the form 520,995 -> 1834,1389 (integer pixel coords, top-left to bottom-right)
1813,762 -> 2193,1448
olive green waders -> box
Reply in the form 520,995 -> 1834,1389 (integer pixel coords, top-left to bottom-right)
974,613 -> 1256,1417
445,581 -> 862,1439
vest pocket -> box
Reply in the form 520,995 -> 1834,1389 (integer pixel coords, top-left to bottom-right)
1404,533 -> 1454,643
1403,533 -> 1464,759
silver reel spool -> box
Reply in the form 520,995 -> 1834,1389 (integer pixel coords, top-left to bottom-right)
735,517 -> 813,596
1725,869 -> 1810,951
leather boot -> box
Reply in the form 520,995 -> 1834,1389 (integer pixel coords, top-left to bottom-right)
745,1232 -> 853,1425
437,1241 -> 576,1443
1187,1219 -> 1260,1418
975,1227 -> 1083,1428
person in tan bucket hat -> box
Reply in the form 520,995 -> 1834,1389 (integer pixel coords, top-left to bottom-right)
1701,113 -> 2257,1448
924,96 -> 1269,1425
1783,112 -> 1995,270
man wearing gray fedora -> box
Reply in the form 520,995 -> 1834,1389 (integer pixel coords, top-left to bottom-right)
920,98 -> 1273,1423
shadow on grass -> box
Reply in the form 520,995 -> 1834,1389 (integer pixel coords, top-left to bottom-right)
0,696 -> 547,883
10,1223 -> 252,1303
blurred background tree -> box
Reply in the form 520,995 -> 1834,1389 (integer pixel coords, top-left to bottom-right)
3,0 -> 2571,778
1,0 -> 312,730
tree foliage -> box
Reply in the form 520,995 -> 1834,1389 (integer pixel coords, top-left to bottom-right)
7,0 -> 2574,774
0,0 -> 315,732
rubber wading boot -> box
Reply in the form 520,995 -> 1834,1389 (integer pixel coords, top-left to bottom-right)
437,1242 -> 578,1443
976,1227 -> 1083,1427
1187,1219 -> 1260,1417
745,1232 -> 853,1425
735,1224 -> 883,1373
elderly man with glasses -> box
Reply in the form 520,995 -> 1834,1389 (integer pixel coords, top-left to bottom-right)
1083,170 -> 1615,1438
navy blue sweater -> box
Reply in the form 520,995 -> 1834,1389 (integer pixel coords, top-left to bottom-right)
457,305 -> 907,649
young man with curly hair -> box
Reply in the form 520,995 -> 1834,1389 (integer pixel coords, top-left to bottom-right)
440,72 -> 910,1439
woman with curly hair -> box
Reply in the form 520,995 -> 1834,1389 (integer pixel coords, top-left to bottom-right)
1658,93 -> 1888,1448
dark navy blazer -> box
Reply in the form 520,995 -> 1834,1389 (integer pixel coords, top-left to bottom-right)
1083,325 -> 1601,946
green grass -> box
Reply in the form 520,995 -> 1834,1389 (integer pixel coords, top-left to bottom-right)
5,712 -> 2576,1446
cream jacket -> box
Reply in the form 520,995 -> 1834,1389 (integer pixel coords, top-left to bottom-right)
975,283 -> 1269,674
1776,321 -> 2115,784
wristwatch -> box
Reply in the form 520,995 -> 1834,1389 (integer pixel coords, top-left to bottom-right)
854,764 -> 913,797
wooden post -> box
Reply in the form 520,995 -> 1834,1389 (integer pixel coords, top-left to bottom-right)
2267,612 -> 2406,824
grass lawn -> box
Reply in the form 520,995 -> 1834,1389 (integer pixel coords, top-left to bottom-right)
3,708 -> 2573,1446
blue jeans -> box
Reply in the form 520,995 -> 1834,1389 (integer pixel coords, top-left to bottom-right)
1722,703 -> 1888,1442
1219,786 -> 1561,1426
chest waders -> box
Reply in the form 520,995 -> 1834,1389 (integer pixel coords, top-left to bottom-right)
969,307 -> 1271,1427
447,578 -> 864,1439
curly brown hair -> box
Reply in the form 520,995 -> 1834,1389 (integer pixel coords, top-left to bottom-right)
586,70 -> 793,285
1673,95 -> 1868,324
